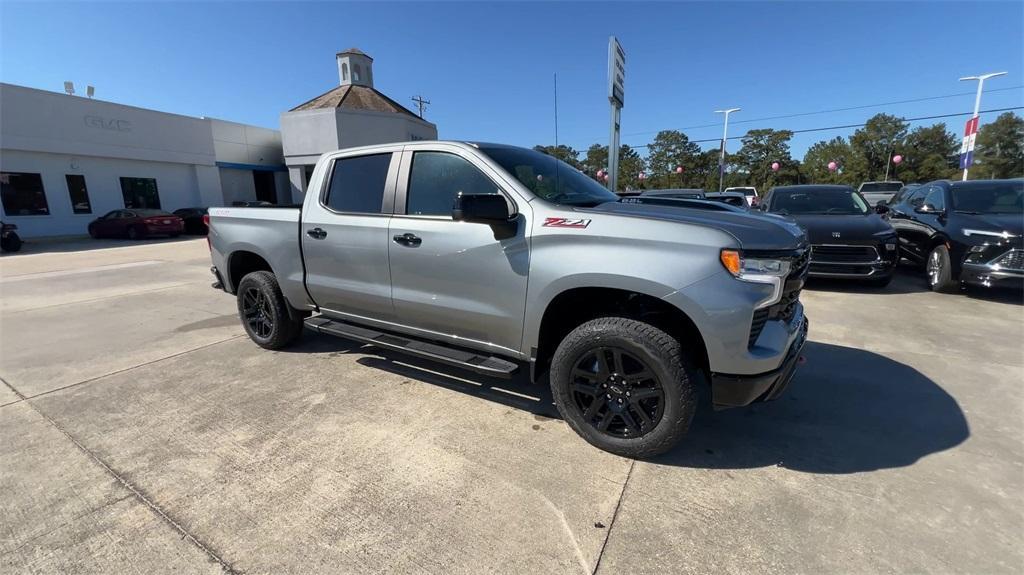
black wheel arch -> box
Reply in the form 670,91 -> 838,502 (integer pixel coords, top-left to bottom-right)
226,251 -> 273,295
532,287 -> 709,384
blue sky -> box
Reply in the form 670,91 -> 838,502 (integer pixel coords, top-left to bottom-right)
2,1 -> 1022,158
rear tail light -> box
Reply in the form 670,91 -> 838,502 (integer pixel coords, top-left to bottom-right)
203,214 -> 211,251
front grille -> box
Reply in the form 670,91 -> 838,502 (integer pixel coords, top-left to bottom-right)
811,244 -> 879,263
993,249 -> 1024,271
809,263 -> 874,276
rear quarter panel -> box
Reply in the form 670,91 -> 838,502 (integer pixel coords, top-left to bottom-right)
208,207 -> 311,309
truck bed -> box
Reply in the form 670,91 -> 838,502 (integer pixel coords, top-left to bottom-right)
207,206 -> 310,308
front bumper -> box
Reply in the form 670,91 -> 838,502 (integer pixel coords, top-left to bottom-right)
711,314 -> 809,409
808,244 -> 897,279
961,262 -> 1024,288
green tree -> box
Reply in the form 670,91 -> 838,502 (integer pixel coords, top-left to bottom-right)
617,145 -> 647,191
735,129 -> 795,192
583,144 -> 608,178
849,113 -> 909,181
803,137 -> 854,184
973,112 -> 1024,179
532,144 -> 582,169
896,124 -> 958,183
645,130 -> 701,189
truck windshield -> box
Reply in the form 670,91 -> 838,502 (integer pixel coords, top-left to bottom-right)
770,188 -> 869,215
478,146 -> 619,207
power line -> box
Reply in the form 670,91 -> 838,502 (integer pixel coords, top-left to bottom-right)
617,106 -> 1024,149
619,85 -> 1023,138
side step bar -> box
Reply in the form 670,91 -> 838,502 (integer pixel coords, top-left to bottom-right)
304,316 -> 519,378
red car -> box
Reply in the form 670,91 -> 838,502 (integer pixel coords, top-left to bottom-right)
88,209 -> 184,240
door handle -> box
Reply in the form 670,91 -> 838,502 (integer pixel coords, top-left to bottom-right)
392,233 -> 422,246
307,227 -> 327,240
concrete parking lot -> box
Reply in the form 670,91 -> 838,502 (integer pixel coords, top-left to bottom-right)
1,238 -> 1022,574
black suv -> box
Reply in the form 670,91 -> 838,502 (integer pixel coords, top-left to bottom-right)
884,179 -> 1023,292
761,185 -> 899,286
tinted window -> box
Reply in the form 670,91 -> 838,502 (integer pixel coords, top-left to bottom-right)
65,175 -> 92,214
1,172 -> 49,215
120,177 -> 161,209
325,153 -> 392,213
922,187 -> 945,211
907,187 -> 929,208
860,182 -> 903,192
406,152 -> 499,216
769,188 -> 868,215
480,145 -> 619,207
951,181 -> 1023,214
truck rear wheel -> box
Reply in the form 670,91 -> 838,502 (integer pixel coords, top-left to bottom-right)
549,317 -> 697,459
236,270 -> 303,349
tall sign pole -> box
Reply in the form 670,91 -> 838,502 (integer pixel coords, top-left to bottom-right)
959,71 -> 1006,181
607,37 -> 625,193
714,108 -> 740,192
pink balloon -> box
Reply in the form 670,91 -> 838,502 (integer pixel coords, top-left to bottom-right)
828,161 -> 838,171
603,174 -> 609,182
892,154 -> 903,164
596,169 -> 604,178
638,172 -> 646,180
675,166 -> 684,174
771,162 -> 780,171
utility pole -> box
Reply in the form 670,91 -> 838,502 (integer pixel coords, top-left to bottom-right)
411,95 -> 431,119
715,108 -> 740,192
958,71 -> 1006,181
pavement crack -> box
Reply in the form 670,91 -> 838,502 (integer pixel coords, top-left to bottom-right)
592,458 -> 635,575
14,383 -> 240,574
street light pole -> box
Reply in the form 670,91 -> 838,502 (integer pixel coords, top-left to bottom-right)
959,71 -> 1007,181
715,108 -> 740,192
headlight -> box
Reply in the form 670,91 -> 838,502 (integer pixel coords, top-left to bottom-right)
720,249 -> 791,309
963,229 -> 1018,239
720,249 -> 790,279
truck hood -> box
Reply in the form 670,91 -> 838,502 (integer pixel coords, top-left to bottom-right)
584,201 -> 808,251
785,213 -> 894,244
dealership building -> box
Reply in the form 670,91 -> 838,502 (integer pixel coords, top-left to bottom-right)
0,82 -> 288,238
0,48 -> 437,238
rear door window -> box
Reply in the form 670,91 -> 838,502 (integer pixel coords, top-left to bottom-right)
324,153 -> 393,214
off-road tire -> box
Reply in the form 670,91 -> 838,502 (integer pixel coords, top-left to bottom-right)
550,317 -> 698,459
236,270 -> 303,349
927,245 -> 959,293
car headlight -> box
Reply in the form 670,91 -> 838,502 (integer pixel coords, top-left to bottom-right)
720,249 -> 791,309
963,229 -> 1019,239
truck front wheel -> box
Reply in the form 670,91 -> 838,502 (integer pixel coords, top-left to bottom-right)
549,317 -> 697,459
236,270 -> 303,349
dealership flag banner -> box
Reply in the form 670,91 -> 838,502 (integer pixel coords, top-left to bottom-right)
960,116 -> 979,169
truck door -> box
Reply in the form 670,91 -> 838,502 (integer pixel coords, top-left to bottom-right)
387,146 -> 530,356
301,148 -> 401,322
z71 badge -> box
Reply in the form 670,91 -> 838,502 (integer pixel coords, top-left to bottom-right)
543,217 -> 591,229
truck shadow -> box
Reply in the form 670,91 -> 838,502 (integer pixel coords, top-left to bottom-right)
653,341 -> 970,473
291,336 -> 969,474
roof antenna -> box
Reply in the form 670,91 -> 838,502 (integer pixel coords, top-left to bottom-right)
411,95 -> 430,119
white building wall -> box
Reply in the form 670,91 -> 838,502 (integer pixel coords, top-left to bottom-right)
0,149 -> 204,237
219,168 -> 257,206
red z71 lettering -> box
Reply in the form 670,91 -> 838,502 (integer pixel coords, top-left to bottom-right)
543,217 -> 591,229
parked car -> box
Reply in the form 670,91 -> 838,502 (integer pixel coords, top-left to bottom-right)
706,191 -> 749,208
207,141 -> 810,458
1,221 -> 22,252
762,184 -> 898,286
884,179 -> 1023,292
725,186 -> 759,206
640,188 -> 706,199
858,181 -> 904,206
87,209 -> 184,239
173,207 -> 209,235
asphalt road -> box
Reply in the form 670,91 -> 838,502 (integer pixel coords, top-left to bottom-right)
1,238 -> 1021,574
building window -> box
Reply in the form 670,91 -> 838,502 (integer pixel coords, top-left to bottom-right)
324,153 -> 392,213
342,63 -> 349,82
65,174 -> 92,214
0,172 -> 49,216
353,64 -> 362,82
119,177 -> 161,209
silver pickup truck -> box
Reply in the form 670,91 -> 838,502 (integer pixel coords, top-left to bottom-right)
208,141 -> 810,458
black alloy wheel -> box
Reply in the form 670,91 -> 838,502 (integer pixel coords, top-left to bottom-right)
569,346 -> 665,438
241,286 -> 274,339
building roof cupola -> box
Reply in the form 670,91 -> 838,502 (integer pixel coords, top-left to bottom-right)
336,48 -> 374,88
